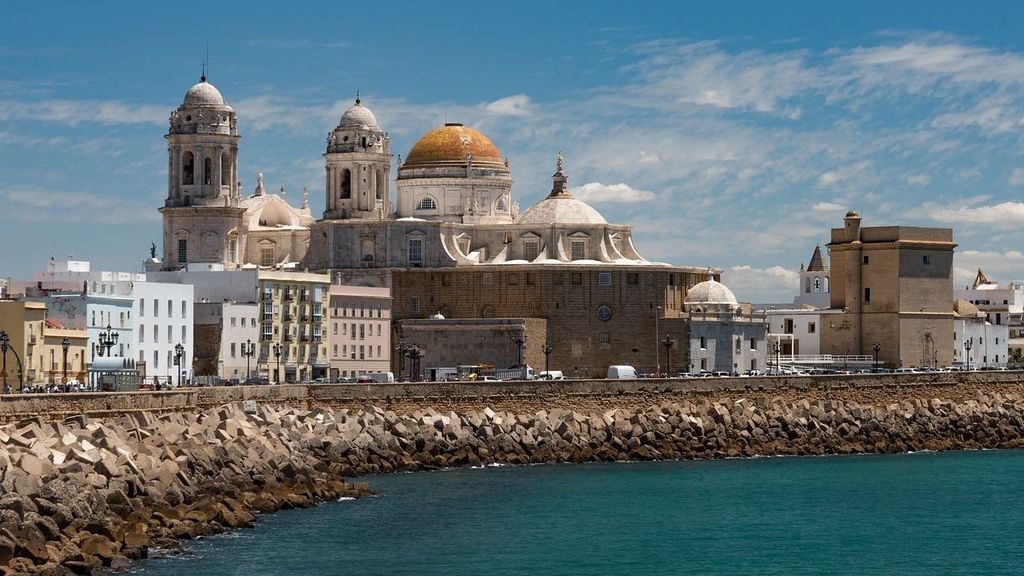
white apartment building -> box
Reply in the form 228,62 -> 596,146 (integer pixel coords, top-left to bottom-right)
953,299 -> 1008,369
133,281 -> 194,386
20,259 -> 194,386
148,268 -> 260,381
955,269 -> 1023,357
329,284 -> 391,379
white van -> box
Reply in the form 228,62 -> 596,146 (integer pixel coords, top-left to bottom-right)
606,365 -> 637,379
535,371 -> 565,380
368,372 -> 395,383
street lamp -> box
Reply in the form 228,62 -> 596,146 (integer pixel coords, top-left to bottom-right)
0,330 -> 24,392
394,337 -> 407,380
98,324 -> 119,357
273,342 -> 283,384
872,342 -> 880,371
241,339 -> 255,384
405,344 -> 423,381
655,305 -> 662,376
61,337 -> 70,388
661,334 -> 676,377
512,333 -> 526,367
772,340 -> 781,375
0,331 -> 9,393
174,343 -> 185,388
964,339 -> 972,371
542,342 -> 553,377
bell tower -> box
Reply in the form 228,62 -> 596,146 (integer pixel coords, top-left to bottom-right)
159,74 -> 244,269
323,97 -> 391,220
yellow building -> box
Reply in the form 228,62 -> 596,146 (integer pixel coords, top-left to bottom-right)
256,270 -> 330,383
38,322 -> 89,387
0,300 -> 46,390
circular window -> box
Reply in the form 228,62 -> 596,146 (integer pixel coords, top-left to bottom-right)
343,136 -> 349,142
597,305 -> 613,321
185,115 -> 192,121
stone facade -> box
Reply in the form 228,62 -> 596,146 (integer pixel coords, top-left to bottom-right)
821,212 -> 957,368
335,265 -> 703,378
397,317 -> 548,379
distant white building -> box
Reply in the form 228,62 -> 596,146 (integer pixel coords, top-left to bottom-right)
955,268 -> 1023,359
19,259 -> 194,386
684,272 -> 768,374
953,299 -> 1007,369
132,281 -> 194,386
147,268 -> 260,381
794,244 -> 830,309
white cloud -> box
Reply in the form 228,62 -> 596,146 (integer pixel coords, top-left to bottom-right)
571,182 -> 655,203
480,94 -> 531,116
812,201 -> 846,212
906,173 -> 931,186
953,249 -> 1024,288
724,265 -> 800,303
930,202 -> 1024,226
0,99 -> 167,125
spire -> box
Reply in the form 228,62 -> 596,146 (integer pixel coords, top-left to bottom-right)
302,187 -> 309,209
974,268 -> 992,288
548,151 -> 571,198
807,244 -> 827,272
355,90 -> 361,105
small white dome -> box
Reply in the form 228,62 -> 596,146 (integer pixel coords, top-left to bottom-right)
183,79 -> 225,108
339,100 -> 378,129
686,272 -> 738,310
516,196 -> 607,225
430,312 -> 446,320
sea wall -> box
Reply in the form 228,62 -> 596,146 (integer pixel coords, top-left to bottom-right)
2,371 -> 1024,424
1,388 -> 1023,574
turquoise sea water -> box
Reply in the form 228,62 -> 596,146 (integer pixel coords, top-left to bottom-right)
129,450 -> 1024,576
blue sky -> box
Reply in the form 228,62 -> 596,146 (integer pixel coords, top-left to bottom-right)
4,1 -> 1024,301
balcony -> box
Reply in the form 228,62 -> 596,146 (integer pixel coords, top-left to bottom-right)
283,313 -> 293,322
299,334 -> 309,342
283,293 -> 294,301
283,335 -> 293,343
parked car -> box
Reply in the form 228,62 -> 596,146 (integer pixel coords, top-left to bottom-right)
606,365 -> 637,379
479,375 -> 502,382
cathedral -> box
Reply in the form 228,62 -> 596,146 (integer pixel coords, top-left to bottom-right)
158,75 -> 724,377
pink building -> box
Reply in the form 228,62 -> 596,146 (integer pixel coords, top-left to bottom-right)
329,284 -> 391,379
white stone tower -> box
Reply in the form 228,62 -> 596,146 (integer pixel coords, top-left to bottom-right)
159,75 -> 244,269
323,98 -> 391,220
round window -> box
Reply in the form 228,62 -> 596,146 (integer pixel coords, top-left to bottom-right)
597,305 -> 613,321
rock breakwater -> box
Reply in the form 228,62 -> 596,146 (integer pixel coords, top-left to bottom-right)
1,391 -> 1022,574
0,403 -> 367,575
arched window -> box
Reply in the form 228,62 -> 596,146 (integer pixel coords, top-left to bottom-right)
203,157 -> 212,185
814,276 -> 822,293
481,306 -> 495,318
182,151 -> 194,185
341,169 -> 351,199
496,197 -> 506,212
221,152 -> 230,186
376,168 -> 384,200
416,196 -> 437,211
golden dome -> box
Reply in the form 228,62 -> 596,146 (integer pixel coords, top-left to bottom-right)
403,123 -> 506,170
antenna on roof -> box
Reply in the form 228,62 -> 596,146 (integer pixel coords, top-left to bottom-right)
355,89 -> 360,105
